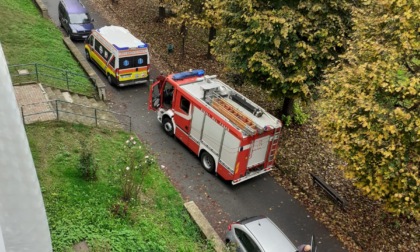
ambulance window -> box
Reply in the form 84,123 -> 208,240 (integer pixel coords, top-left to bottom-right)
180,96 -> 190,114
89,36 -> 93,46
119,58 -> 133,69
109,57 -> 115,68
94,41 -> 103,55
134,55 -> 147,67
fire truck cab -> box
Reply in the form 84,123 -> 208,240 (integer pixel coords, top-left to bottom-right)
148,70 -> 282,185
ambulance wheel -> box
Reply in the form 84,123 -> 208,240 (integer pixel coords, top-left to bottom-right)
107,74 -> 114,86
201,151 -> 215,173
162,117 -> 174,137
85,50 -> 90,62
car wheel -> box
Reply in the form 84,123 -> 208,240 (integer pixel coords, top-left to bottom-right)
201,151 -> 215,173
162,117 -> 174,137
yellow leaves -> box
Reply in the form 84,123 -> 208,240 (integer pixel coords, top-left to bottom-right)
394,192 -> 403,199
382,150 -> 393,158
393,107 -> 412,121
280,26 -> 289,39
357,116 -> 370,129
274,37 -> 280,48
387,125 -> 398,135
269,16 -> 286,25
311,4 -> 323,12
408,85 -> 417,95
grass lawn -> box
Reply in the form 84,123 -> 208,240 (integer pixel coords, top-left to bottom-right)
26,121 -> 214,252
0,0 -> 94,95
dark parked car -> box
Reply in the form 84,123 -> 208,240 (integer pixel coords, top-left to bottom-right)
58,0 -> 94,40
225,216 -> 297,252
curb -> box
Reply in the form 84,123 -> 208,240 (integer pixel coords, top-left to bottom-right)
184,201 -> 226,252
33,0 -> 48,18
62,37 -> 107,101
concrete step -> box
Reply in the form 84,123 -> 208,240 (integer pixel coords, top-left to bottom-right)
42,86 -> 56,101
89,98 -> 108,110
72,94 -> 89,105
53,88 -> 65,100
40,84 -> 124,130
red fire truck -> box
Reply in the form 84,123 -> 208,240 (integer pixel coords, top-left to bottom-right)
148,69 -> 282,185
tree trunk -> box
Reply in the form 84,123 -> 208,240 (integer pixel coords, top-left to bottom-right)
207,26 -> 216,60
180,22 -> 187,62
282,97 -> 294,117
158,0 -> 165,19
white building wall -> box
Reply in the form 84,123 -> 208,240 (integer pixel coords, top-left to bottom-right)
0,43 -> 52,252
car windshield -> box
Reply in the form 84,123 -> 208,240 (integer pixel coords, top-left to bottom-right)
69,13 -> 91,24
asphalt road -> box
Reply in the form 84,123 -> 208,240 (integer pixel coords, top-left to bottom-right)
42,0 -> 347,251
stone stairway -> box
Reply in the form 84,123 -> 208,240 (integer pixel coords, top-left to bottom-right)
41,85 -> 126,130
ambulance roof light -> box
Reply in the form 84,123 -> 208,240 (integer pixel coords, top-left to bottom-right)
172,69 -> 205,80
113,44 -> 129,50
113,44 -> 147,50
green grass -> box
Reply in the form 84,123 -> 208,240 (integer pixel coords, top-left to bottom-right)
26,121 -> 214,252
0,0 -> 94,95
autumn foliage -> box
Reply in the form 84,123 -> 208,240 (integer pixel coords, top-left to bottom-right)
211,0 -> 352,114
318,0 -> 419,219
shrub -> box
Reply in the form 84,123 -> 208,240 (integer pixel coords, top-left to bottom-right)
119,136 -> 152,202
78,140 -> 98,181
293,101 -> 309,125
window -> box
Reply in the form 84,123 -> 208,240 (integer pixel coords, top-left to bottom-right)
118,55 -> 147,69
119,57 -> 133,69
94,40 -> 103,55
235,229 -> 261,252
94,40 -> 110,61
163,83 -> 174,107
134,55 -> 148,67
109,57 -> 115,69
180,96 -> 190,114
68,13 -> 91,24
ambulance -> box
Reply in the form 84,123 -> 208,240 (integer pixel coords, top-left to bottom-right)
149,69 -> 282,185
84,26 -> 150,87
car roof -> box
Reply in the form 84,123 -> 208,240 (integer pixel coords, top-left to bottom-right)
242,216 -> 297,252
61,0 -> 87,14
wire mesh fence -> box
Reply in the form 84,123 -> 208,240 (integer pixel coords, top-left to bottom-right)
8,63 -> 96,97
21,100 -> 132,132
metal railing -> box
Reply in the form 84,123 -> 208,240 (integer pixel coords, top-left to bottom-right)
21,100 -> 132,132
8,63 -> 97,98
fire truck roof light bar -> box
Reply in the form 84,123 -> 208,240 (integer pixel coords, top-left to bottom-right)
172,69 -> 205,80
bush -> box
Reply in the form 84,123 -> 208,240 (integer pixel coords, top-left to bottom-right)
293,101 -> 309,125
281,101 -> 309,127
119,136 -> 152,202
78,140 -> 98,181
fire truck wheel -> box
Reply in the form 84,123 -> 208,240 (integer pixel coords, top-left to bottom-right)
201,151 -> 215,173
162,117 -> 174,137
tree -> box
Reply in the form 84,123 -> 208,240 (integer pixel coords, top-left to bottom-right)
318,0 -> 419,219
162,0 -> 225,59
211,0 -> 353,117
